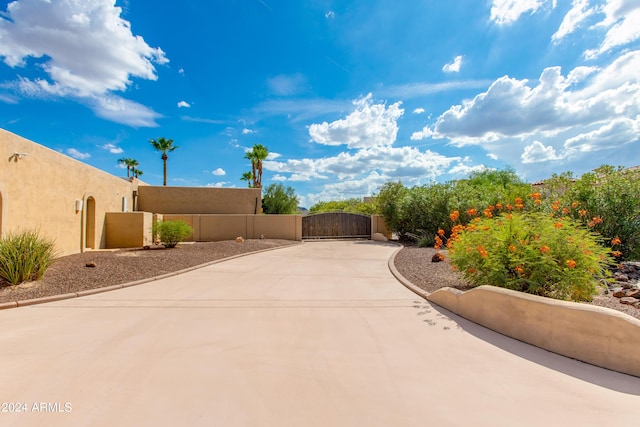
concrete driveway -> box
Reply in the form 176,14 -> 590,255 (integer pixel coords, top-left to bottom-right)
0,240 -> 638,426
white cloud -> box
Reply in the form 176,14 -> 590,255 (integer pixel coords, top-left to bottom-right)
67,148 -> 90,160
212,168 -> 226,176
490,0 -> 549,25
100,143 -> 123,154
378,80 -> 492,99
206,182 -> 230,188
0,0 -> 167,126
177,101 -> 191,108
487,153 -> 499,160
442,55 -> 463,73
414,51 -> 640,145
552,0 -> 593,42
271,174 -> 288,181
448,163 -> 489,177
411,50 -> 640,177
325,11 -> 335,19
413,108 -> 425,114
563,117 -> 640,154
308,94 -> 404,149
521,141 -> 563,163
266,152 -> 281,160
89,94 -> 161,127
267,73 -> 307,96
585,4 -> 640,58
242,128 -> 255,134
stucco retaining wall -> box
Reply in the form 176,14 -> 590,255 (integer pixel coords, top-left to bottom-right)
105,212 -> 153,248
137,186 -> 262,215
426,286 -> 640,377
162,214 -> 302,241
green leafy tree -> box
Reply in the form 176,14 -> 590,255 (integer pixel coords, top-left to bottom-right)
262,184 -> 299,214
240,171 -> 254,188
244,144 -> 269,188
309,198 -> 379,215
118,158 -> 138,178
149,137 -> 179,186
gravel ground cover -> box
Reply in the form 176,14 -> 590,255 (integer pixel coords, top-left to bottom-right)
0,239 -> 296,304
3,239 -> 639,322
393,244 -> 640,321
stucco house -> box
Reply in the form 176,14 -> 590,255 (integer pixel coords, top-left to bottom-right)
1,129 -> 301,256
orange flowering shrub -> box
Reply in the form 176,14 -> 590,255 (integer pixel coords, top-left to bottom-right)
446,207 -> 613,302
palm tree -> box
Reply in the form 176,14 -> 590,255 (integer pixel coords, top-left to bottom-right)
118,158 -> 139,178
132,168 -> 143,179
149,137 -> 179,186
244,144 -> 269,188
240,171 -> 254,188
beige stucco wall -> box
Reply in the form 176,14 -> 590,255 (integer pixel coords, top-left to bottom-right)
105,212 -> 153,248
162,214 -> 302,241
137,186 -> 262,215
371,215 -> 391,239
426,285 -> 640,377
0,129 -> 141,256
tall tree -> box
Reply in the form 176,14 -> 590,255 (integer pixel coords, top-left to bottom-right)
149,137 -> 179,186
118,158 -> 138,178
240,171 -> 254,188
132,168 -> 143,178
244,144 -> 269,188
262,184 -> 299,214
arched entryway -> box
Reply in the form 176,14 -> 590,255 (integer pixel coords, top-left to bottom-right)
85,196 -> 96,249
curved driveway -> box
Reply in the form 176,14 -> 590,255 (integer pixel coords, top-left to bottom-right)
1,241 -> 638,426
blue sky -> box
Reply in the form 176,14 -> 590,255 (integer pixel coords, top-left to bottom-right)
1,0 -> 639,207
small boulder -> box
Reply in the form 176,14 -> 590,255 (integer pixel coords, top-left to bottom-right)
614,272 -> 629,282
612,289 -> 627,298
235,236 -> 245,243
85,261 -> 97,268
625,289 -> 640,299
619,297 -> 638,305
372,232 -> 388,242
432,253 -> 445,263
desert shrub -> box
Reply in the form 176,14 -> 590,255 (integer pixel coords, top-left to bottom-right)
152,220 -> 193,248
309,198 -> 378,215
262,183 -> 299,214
376,181 -> 410,238
376,169 -> 530,241
0,230 -> 57,285
446,210 -> 612,302
540,166 -> 640,260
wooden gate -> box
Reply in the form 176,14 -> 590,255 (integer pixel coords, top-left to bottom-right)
302,212 -> 371,239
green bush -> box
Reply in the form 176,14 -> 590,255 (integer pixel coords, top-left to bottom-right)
152,220 -> 193,248
262,183 -> 299,214
542,166 -> 640,260
0,230 -> 57,285
447,211 -> 612,302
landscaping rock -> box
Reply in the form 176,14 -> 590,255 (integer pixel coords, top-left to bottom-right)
235,236 -> 245,243
625,289 -> 640,299
612,289 -> 627,298
372,232 -> 388,242
614,272 -> 629,282
431,253 -> 444,263
619,297 -> 638,305
85,262 -> 97,268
